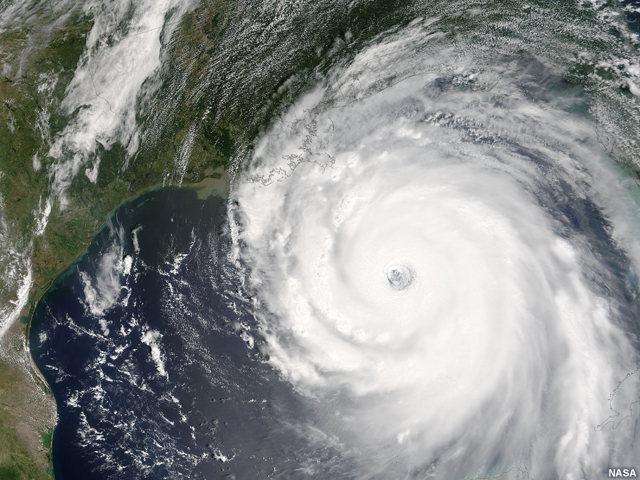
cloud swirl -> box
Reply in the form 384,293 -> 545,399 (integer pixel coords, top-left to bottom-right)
231,22 -> 640,479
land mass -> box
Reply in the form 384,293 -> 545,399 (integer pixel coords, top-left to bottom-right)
0,3 -> 236,477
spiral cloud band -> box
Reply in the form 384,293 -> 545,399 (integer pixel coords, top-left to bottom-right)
231,23 -> 640,479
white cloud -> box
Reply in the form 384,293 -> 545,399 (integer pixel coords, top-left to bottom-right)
232,22 -> 640,478
47,0 -> 196,208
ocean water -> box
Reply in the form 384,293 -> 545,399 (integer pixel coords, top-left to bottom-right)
24,0 -> 640,477
29,188 -> 352,479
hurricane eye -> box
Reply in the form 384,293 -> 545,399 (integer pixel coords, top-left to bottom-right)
385,264 -> 413,290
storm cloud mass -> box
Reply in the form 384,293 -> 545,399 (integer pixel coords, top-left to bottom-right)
231,17 -> 640,480
12,0 -> 640,477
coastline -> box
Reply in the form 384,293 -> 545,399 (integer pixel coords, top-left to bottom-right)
23,170 -> 231,479
25,318 -> 54,476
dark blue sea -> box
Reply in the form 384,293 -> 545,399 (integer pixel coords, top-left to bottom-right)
29,188 -> 351,480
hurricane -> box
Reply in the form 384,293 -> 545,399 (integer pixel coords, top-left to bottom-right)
230,9 -> 640,479
8,0 -> 640,477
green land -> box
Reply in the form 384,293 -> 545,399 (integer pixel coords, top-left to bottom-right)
0,2 -> 237,477
2,0 -> 640,478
